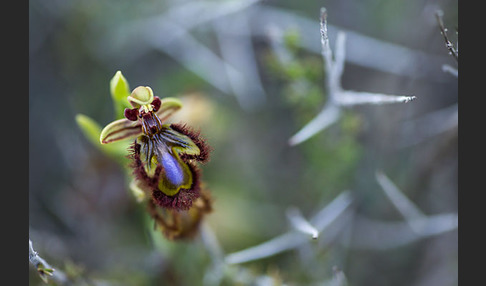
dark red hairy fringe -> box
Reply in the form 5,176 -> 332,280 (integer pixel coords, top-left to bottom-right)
151,162 -> 202,211
128,141 -> 202,211
170,123 -> 212,163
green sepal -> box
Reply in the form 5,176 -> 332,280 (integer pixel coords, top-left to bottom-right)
157,97 -> 183,122
99,117 -> 142,144
110,71 -> 132,118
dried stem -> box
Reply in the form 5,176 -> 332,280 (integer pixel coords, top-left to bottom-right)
29,239 -> 55,283
323,266 -> 348,286
337,91 -> 415,106
29,239 -> 68,284
286,207 -> 319,239
124,0 -> 264,110
376,171 -> 425,232
225,232 -> 305,265
344,173 -> 457,250
225,191 -> 353,265
435,10 -> 458,63
200,222 -> 226,286
288,7 -> 415,146
320,8 -> 333,79
399,103 -> 457,148
442,64 -> 458,77
348,213 -> 458,250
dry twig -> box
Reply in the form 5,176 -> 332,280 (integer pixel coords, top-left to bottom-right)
435,10 -> 458,63
225,191 -> 353,265
29,239 -> 68,284
288,8 -> 415,146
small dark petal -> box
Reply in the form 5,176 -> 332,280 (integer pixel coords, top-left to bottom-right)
151,96 -> 162,112
124,108 -> 139,121
170,123 -> 212,163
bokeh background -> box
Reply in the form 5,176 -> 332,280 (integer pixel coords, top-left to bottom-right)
29,0 -> 458,285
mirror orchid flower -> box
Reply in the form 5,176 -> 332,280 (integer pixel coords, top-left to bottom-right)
100,85 -> 211,211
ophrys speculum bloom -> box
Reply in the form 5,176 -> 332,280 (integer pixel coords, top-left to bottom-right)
100,85 -> 211,211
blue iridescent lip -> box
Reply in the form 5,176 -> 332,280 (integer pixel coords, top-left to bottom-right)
160,151 -> 185,186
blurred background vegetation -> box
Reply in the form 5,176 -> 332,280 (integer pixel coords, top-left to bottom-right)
29,0 -> 458,285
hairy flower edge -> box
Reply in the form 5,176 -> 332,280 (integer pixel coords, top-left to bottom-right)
170,123 -> 212,164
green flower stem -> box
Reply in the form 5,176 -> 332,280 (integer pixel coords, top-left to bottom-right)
75,114 -> 132,165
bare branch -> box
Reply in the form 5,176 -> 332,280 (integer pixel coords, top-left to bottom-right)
289,7 -> 415,146
336,91 -> 416,106
286,207 -> 319,239
106,0 -> 263,111
29,239 -> 55,283
245,6 -> 452,82
310,191 -> 354,231
375,171 -> 426,233
320,8 -> 332,71
225,191 -> 353,265
144,21 -> 239,95
348,213 -> 458,250
442,64 -> 458,77
399,103 -> 458,148
331,32 -> 347,89
265,24 -> 293,65
323,266 -> 348,286
225,232 -> 304,265
324,173 -> 459,251
29,239 -> 68,284
200,221 -> 225,264
288,103 -> 341,146
200,222 -> 226,286
212,12 -> 267,110
435,10 -> 458,62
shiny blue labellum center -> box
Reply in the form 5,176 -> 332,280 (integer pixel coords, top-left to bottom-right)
161,151 -> 184,186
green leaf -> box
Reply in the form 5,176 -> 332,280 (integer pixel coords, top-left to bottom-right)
110,71 -> 132,118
